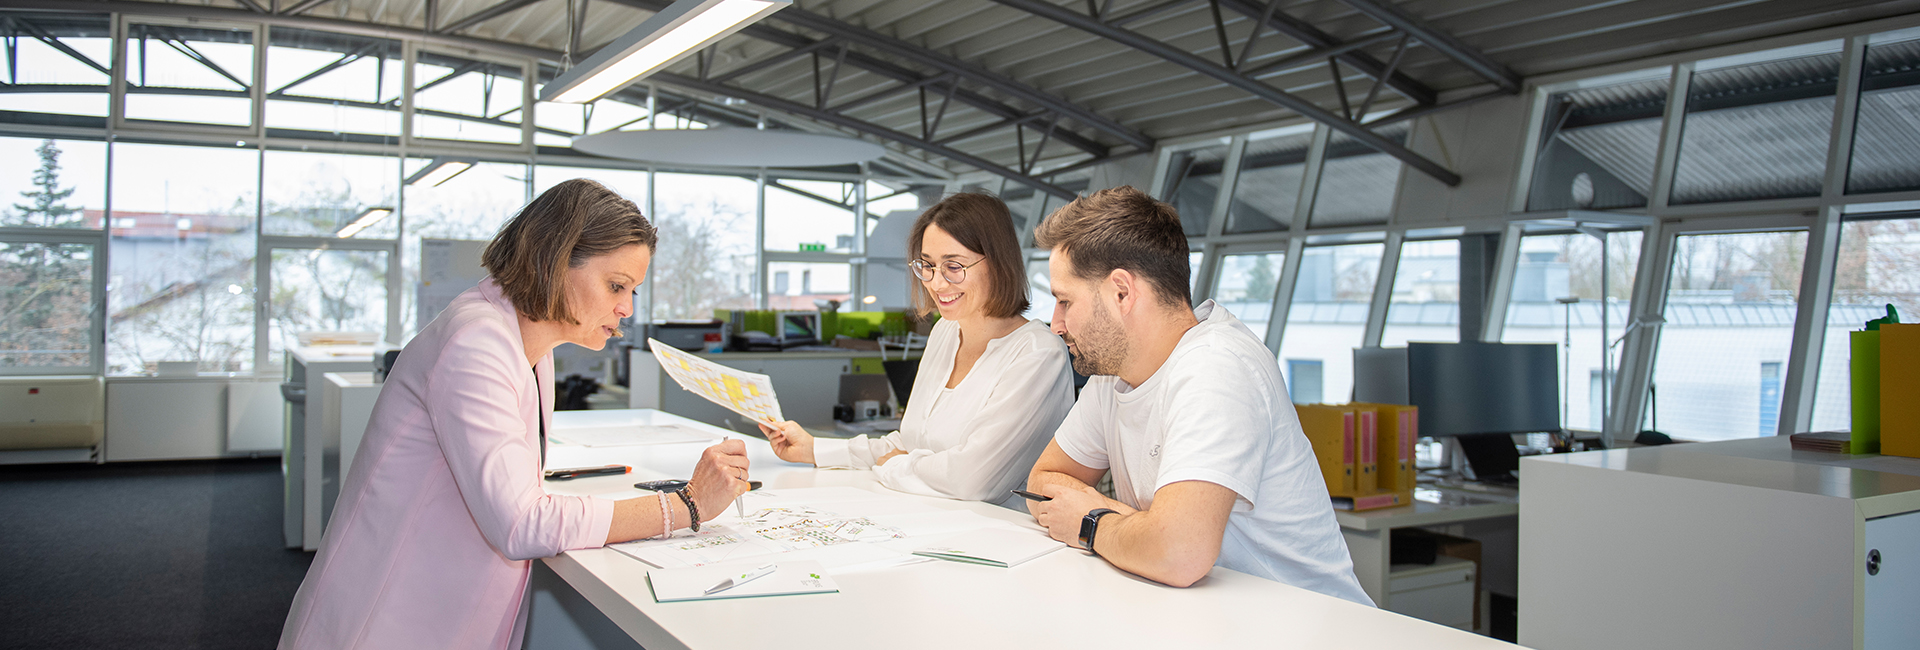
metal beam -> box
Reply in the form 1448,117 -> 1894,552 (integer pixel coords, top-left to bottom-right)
1332,0 -> 1520,93
991,0 -> 1460,186
1219,0 -> 1435,106
438,0 -> 546,35
281,0 -> 343,16
657,72 -> 1077,201
752,3 -> 1151,151
599,0 -> 1118,157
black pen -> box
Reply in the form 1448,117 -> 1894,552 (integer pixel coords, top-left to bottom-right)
1011,489 -> 1051,501
544,464 -> 631,480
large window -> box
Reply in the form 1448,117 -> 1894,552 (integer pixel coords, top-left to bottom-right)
1027,256 -> 1056,323
412,50 -> 526,146
1310,125 -> 1406,227
1847,30 -> 1920,195
265,28 -> 403,140
123,22 -> 257,128
263,150 -> 400,238
1501,231 -> 1643,430
268,247 -> 389,362
1279,243 -> 1383,404
1,137 -> 106,229
532,165 -> 648,207
651,172 -> 756,319
1381,239 -> 1460,347
107,143 -> 257,375
1810,216 -> 1920,431
1161,143 -> 1228,236
1224,130 -> 1311,234
0,241 -> 95,371
1528,72 -> 1670,211
0,13 -> 113,122
1670,43 -> 1842,204
766,179 -> 856,253
1209,252 -> 1285,335
1651,231 -> 1807,440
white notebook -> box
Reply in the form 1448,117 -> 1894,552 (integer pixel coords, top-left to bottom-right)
647,560 -> 839,602
911,527 -> 1066,568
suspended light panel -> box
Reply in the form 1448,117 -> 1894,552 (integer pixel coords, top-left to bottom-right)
541,0 -> 789,104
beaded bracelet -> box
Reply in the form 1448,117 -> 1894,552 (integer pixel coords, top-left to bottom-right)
655,490 -> 673,539
676,484 -> 701,533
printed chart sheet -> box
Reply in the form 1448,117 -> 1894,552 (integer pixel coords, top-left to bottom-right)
611,487 -> 1030,572
648,339 -> 784,425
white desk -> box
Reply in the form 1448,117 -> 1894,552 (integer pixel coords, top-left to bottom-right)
530,409 -> 1520,650
1337,483 -> 1520,613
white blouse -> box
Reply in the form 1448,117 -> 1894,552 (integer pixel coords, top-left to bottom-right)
813,318 -> 1074,507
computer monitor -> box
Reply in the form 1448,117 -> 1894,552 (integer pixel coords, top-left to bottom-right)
1405,341 -> 1560,438
776,311 -> 821,347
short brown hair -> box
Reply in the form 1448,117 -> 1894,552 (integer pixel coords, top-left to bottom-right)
908,193 -> 1030,319
482,178 -> 657,324
1033,185 -> 1191,308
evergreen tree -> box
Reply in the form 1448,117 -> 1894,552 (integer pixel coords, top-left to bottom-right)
1247,255 -> 1277,302
13,140 -> 83,227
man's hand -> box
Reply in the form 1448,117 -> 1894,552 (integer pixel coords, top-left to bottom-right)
1031,481 -> 1134,548
758,420 -> 816,465
687,440 -> 750,521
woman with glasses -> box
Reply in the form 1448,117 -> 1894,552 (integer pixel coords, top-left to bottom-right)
759,193 -> 1074,508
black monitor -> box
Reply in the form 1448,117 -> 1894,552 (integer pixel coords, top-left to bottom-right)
1406,341 -> 1560,438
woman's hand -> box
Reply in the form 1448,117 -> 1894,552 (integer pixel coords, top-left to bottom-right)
758,420 -> 817,465
687,439 -> 751,523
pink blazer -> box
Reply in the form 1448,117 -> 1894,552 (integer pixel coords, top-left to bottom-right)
279,279 -> 616,650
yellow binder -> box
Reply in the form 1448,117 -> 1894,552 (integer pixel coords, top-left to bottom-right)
1355,402 -> 1419,496
1882,323 -> 1920,459
1296,404 -> 1356,496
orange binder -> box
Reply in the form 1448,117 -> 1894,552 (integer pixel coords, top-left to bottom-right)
1296,404 -> 1356,496
1354,408 -> 1379,496
1882,324 -> 1920,459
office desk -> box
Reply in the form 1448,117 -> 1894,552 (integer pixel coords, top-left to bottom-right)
530,409 -> 1519,650
1337,483 -> 1519,613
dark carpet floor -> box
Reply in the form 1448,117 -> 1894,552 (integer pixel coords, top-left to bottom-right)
0,458 -> 313,650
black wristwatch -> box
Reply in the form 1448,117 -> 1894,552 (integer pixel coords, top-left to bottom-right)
1079,508 -> 1118,557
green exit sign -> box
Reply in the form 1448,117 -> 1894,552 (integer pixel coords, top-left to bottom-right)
799,243 -> 827,252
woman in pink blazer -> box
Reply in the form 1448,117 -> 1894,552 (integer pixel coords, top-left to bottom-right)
278,179 -> 751,649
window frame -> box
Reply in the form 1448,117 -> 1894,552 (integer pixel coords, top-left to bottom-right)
0,226 -> 107,375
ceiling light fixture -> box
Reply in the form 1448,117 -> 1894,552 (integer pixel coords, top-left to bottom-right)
540,0 -> 789,104
405,158 -> 475,187
337,207 -> 393,238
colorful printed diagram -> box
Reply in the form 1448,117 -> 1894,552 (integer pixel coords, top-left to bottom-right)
648,339 -> 784,424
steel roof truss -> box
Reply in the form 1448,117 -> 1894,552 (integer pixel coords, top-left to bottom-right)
1332,0 -> 1520,93
991,0 -> 1460,186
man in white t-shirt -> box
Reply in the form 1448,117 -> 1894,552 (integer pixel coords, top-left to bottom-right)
1024,186 -> 1372,605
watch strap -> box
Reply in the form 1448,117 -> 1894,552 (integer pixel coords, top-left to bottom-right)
1080,508 -> 1118,557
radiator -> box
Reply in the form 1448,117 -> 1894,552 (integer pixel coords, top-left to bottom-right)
0,376 -> 105,450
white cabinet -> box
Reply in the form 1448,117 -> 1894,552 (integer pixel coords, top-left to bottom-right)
1519,437 -> 1920,650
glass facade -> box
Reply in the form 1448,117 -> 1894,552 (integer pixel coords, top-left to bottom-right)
1651,231 -> 1808,440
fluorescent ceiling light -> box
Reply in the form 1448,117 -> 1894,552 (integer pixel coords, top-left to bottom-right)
541,0 -> 789,104
338,207 -> 393,238
405,158 -> 474,187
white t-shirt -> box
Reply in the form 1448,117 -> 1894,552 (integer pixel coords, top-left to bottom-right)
815,318 -> 1075,508
1054,301 -> 1373,606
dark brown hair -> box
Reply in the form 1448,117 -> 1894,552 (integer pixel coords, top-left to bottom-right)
482,178 -> 657,324
907,193 -> 1030,319
1032,185 -> 1191,308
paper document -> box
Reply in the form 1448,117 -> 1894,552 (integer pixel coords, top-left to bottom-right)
550,423 -> 717,447
648,560 -> 838,602
648,339 -> 784,425
610,487 -> 1017,572
912,527 -> 1066,568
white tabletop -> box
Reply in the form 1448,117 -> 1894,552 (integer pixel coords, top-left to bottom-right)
1334,483 -> 1520,532
543,409 -> 1520,650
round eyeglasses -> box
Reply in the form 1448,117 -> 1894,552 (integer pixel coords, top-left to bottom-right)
909,258 -> 986,284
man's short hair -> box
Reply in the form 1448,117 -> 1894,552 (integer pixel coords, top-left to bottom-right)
1033,186 -> 1191,308
482,178 -> 657,324
908,192 -> 1031,319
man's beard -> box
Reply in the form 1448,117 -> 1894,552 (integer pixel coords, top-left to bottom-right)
1062,305 -> 1126,376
